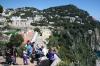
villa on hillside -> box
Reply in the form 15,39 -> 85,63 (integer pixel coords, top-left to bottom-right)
9,16 -> 33,28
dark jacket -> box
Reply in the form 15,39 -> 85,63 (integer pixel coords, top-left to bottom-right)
46,52 -> 55,61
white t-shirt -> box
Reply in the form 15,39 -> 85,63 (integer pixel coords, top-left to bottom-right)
42,48 -> 48,56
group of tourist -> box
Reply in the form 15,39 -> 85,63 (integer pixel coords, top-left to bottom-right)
22,40 -> 59,66
5,40 -> 59,66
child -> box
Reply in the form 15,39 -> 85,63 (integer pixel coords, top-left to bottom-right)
23,51 -> 28,65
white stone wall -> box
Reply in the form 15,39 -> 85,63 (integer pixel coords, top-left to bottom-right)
10,21 -> 32,28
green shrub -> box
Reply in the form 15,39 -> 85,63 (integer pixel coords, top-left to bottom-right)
0,41 -> 7,46
16,47 -> 24,57
9,34 -> 24,47
57,61 -> 69,66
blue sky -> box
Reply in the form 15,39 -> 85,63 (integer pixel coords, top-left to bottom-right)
0,0 -> 100,20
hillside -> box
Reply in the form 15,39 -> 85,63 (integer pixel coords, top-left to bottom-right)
1,4 -> 100,66
43,4 -> 100,66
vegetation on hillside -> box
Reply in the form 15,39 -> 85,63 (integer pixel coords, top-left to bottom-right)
8,34 -> 24,47
11,7 -> 39,18
46,4 -> 99,66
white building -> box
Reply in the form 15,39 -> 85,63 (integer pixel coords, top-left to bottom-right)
0,17 -> 6,22
34,15 -> 44,22
0,17 -> 6,28
41,29 -> 52,41
10,16 -> 33,28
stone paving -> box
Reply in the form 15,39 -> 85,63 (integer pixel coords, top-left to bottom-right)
0,56 -> 35,66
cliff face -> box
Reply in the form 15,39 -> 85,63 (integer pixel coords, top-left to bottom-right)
44,5 -> 100,66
